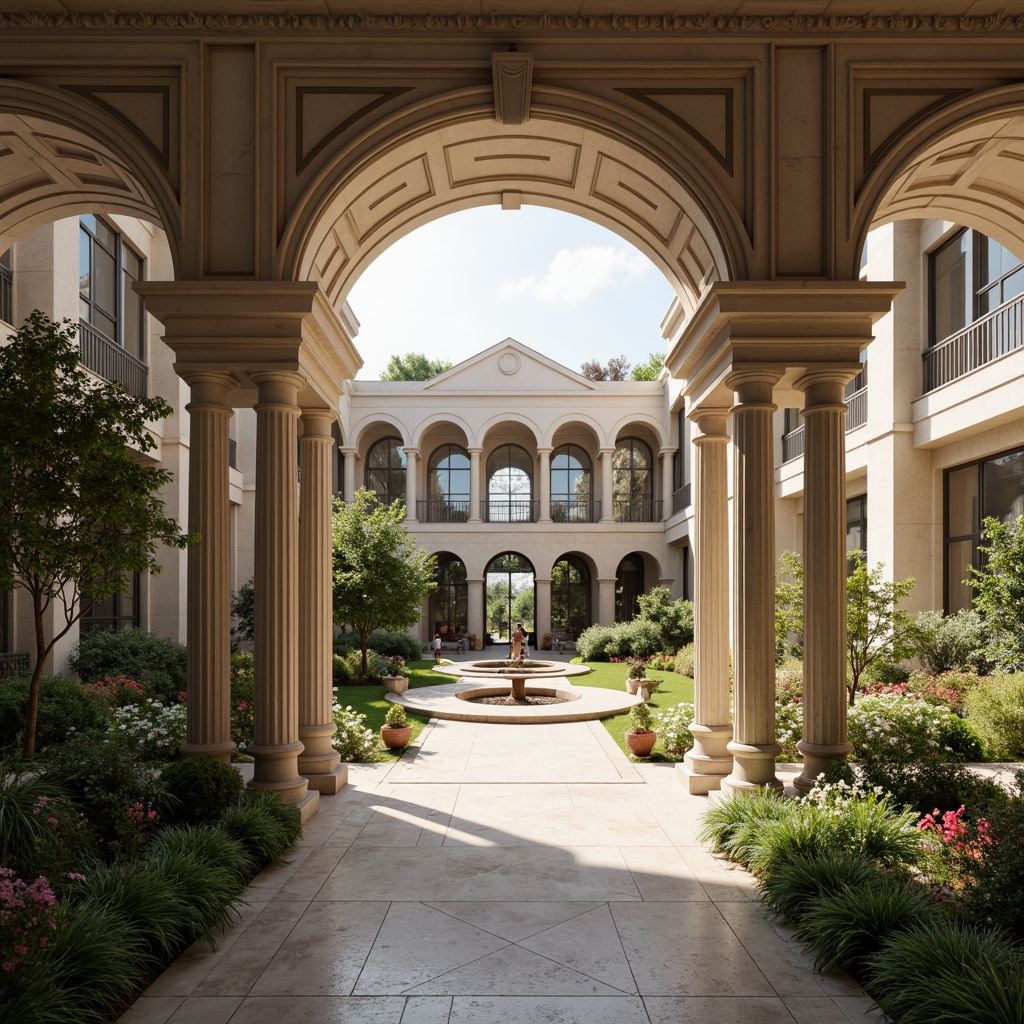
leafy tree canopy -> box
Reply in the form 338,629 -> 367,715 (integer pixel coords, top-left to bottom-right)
332,489 -> 436,676
629,352 -> 666,381
0,311 -> 192,758
968,514 -> 1024,670
580,354 -> 631,381
380,352 -> 453,381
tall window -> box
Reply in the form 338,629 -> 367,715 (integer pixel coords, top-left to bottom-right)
427,444 -> 470,521
846,494 -> 867,568
366,437 -> 406,506
487,444 -> 533,522
80,574 -> 140,633
430,553 -> 468,638
945,446 -> 1024,613
550,445 -> 592,522
485,552 -> 535,641
615,554 -> 644,621
551,556 -> 590,639
612,438 -> 654,522
79,215 -> 144,358
0,248 -> 12,326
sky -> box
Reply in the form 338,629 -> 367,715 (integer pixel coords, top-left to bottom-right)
346,206 -> 677,380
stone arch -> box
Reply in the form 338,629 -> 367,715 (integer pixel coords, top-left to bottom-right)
608,413 -> 669,449
478,411 -> 543,449
410,412 -> 473,451
0,80 -> 182,270
350,412 -> 411,450
543,413 -> 605,450
278,90 -> 742,319
856,85 -> 1024,275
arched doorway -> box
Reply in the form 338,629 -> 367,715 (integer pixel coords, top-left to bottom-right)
551,555 -> 591,640
485,552 -> 535,646
429,552 -> 468,643
615,553 -> 645,622
486,444 -> 534,523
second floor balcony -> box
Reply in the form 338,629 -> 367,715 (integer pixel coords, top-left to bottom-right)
781,385 -> 869,464
418,499 -> 471,523
78,320 -> 148,398
550,498 -> 600,523
613,497 -> 663,523
483,499 -> 538,523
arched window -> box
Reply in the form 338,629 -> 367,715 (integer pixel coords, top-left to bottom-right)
485,552 -> 535,643
486,444 -> 534,522
365,437 -> 406,506
615,554 -> 645,622
550,445 -> 594,522
430,553 -> 468,639
613,438 -> 654,522
551,556 -> 590,640
426,444 -> 470,522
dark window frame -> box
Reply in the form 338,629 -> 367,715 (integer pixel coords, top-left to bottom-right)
365,436 -> 407,506
79,215 -> 146,359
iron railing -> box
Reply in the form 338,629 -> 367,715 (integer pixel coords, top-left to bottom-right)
781,425 -> 806,463
612,498 -> 663,523
0,261 -> 12,325
672,483 -> 691,516
483,499 -> 538,523
417,499 -> 471,523
550,498 -> 600,523
78,320 -> 148,398
845,386 -> 868,431
228,438 -> 238,469
0,652 -> 30,681
923,292 -> 1024,392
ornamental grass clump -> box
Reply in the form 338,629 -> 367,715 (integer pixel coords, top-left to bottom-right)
757,849 -> 881,923
696,787 -> 791,868
219,795 -> 296,867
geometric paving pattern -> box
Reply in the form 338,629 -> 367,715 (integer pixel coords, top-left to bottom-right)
119,720 -> 883,1024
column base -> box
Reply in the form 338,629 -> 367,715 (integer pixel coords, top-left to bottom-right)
180,739 -> 237,764
721,739 -> 783,796
679,723 -> 733,793
248,739 -> 310,806
794,739 -> 854,795
303,763 -> 348,795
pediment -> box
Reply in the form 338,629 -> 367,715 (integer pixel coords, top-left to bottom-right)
421,338 -> 598,392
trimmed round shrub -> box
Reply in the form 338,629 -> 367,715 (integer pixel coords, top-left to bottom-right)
157,755 -> 243,826
575,624 -> 616,662
964,671 -> 1024,760
367,629 -> 420,662
0,676 -> 110,751
605,619 -> 662,659
70,628 -> 187,704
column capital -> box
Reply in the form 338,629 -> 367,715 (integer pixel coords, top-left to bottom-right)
467,446 -> 483,456
183,370 -> 239,408
537,446 -> 553,456
690,406 -> 731,441
340,445 -> 359,456
252,370 -> 306,407
299,409 -> 336,437
659,447 -> 677,459
402,447 -> 420,459
726,367 -> 784,406
599,446 -> 615,457
794,368 -> 858,409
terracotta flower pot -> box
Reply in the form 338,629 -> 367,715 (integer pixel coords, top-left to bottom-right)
381,675 -> 409,694
380,724 -> 412,750
625,729 -> 657,757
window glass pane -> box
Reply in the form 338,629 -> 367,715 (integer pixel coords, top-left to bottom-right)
95,311 -> 116,340
932,232 -> 970,342
94,218 -> 117,251
946,538 -> 977,614
983,449 -> 1024,522
122,246 -> 143,279
79,230 -> 91,300
80,213 -> 97,233
947,465 -> 979,537
1002,266 -> 1024,305
448,468 -> 470,497
94,248 -> 116,316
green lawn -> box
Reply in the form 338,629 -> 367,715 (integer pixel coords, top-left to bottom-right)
336,659 -> 695,763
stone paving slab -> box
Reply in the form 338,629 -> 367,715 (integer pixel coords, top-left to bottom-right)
119,719 -> 884,1024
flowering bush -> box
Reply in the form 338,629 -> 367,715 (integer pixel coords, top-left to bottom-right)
848,693 -> 965,763
108,699 -> 186,760
625,655 -> 647,680
0,869 -> 58,972
331,704 -> 379,761
655,701 -> 695,755
917,804 -> 993,897
116,801 -> 158,860
383,655 -> 406,677
775,701 -> 803,761
860,670 -> 985,716
229,659 -> 255,755
85,675 -> 145,708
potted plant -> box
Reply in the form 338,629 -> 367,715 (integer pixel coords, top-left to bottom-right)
380,701 -> 412,750
625,655 -> 647,695
380,655 -> 409,694
625,701 -> 657,757
468,632 -> 481,651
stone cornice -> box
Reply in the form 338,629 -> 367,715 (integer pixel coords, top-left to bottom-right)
1,11 -> 1024,33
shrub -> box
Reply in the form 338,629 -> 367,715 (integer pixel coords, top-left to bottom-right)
332,652 -> 352,685
605,619 -> 662,659
646,653 -> 674,672
862,756 -> 1003,818
158,756 -> 243,827
673,643 -> 695,677
868,921 -> 1024,1024
70,628 -> 187,705
848,692 -> 976,762
964,671 -> 1024,760
333,648 -> 388,683
912,607 -> 992,675
636,587 -> 695,651
655,702 -> 694,756
757,850 -> 880,923
628,702 -> 653,733
861,660 -> 911,686
367,629 -> 421,662
775,700 -> 803,761
384,702 -> 408,728
108,698 -> 187,760
230,656 -> 255,754
332,630 -> 362,656
0,869 -> 59,973
0,676 -> 110,752
83,675 -> 146,708
697,788 -> 791,867
230,578 -> 255,647
575,624 -> 617,662
331,703 -> 379,761
219,791 -> 298,866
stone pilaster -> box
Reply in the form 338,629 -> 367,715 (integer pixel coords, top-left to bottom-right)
599,447 -> 614,522
597,577 -> 616,624
181,371 -> 237,763
404,446 -> 419,522
298,410 -> 346,795
468,447 -> 483,522
795,372 -> 855,793
341,446 -> 357,501
660,447 -> 676,519
680,408 -> 733,793
248,371 -> 318,819
535,576 -> 552,645
723,371 -> 783,795
467,577 -> 484,647
538,447 -> 552,522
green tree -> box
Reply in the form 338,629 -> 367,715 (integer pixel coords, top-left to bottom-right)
636,586 -> 694,651
628,352 -> 665,381
0,311 -> 192,759
332,488 -> 436,677
580,354 -> 631,380
775,550 -> 805,659
845,551 -> 916,705
486,579 -> 511,638
511,585 -> 535,631
380,352 -> 453,381
968,514 -> 1024,670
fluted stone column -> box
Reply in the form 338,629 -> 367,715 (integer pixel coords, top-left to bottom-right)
404,447 -> 419,522
341,446 -> 357,501
681,409 -> 733,793
599,447 -> 614,522
795,372 -> 855,792
538,447 -> 552,522
469,447 -> 483,522
535,576 -> 552,646
249,371 -> 317,818
181,372 -> 237,763
467,577 -> 484,647
298,410 -> 346,795
723,370 -> 783,795
660,448 -> 676,520
597,577 -> 616,624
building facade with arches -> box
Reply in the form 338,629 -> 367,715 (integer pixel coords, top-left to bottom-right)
3,5 -> 1024,817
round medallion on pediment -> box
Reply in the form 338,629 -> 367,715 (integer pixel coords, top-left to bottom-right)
498,352 -> 521,375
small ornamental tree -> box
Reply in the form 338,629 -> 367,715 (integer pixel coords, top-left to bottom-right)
0,311 -> 192,759
332,488 -> 436,677
968,514 -> 1024,670
379,352 -> 453,381
628,352 -> 666,381
775,550 -> 805,659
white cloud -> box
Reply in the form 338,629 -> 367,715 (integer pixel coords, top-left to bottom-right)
500,245 -> 649,303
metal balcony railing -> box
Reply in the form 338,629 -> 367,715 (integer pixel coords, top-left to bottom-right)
845,386 -> 868,431
483,499 -> 538,523
0,652 -> 29,681
550,498 -> 600,523
0,261 -> 12,326
417,499 -> 470,523
782,425 -> 806,463
923,292 -> 1024,392
672,483 -> 691,516
78,320 -> 148,398
612,498 -> 663,523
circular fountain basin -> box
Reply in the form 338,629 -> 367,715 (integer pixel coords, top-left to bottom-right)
433,659 -> 591,680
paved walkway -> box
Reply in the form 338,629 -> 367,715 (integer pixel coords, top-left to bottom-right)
118,719 -> 882,1024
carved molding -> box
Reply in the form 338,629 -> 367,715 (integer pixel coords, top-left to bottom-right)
2,12 -> 1024,33
492,52 -> 533,126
